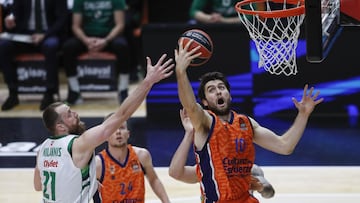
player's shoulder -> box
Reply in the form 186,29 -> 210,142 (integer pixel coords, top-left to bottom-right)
132,146 -> 150,155
133,146 -> 152,161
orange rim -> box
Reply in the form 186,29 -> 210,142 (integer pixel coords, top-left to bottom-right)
235,0 -> 305,18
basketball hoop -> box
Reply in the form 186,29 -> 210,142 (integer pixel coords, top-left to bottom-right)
235,0 -> 305,76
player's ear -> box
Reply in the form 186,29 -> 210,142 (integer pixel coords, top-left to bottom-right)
202,99 -> 208,107
55,122 -> 66,132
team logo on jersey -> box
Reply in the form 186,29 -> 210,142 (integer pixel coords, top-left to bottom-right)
109,164 -> 115,174
239,118 -> 248,130
109,164 -> 116,179
94,10 -> 102,19
130,160 -> 141,173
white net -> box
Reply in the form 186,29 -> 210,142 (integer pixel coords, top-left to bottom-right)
236,0 -> 305,76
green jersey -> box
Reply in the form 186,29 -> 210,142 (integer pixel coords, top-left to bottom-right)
37,135 -> 97,203
73,0 -> 126,37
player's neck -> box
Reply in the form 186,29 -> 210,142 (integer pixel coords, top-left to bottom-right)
108,145 -> 128,163
219,113 -> 231,123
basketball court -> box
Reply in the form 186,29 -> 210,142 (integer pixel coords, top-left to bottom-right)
1,166 -> 360,203
1,0 -> 360,203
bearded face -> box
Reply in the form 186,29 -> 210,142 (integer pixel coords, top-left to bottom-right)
202,80 -> 232,116
206,96 -> 231,116
67,120 -> 86,135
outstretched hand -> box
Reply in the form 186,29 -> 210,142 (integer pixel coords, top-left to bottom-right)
180,108 -> 194,134
174,38 -> 202,72
292,84 -> 324,116
145,54 -> 174,84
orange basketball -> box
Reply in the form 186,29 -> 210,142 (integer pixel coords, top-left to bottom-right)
178,29 -> 213,67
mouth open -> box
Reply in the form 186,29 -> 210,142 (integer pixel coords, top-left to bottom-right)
217,98 -> 225,106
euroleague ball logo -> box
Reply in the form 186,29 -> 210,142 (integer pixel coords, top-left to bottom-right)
179,29 -> 213,66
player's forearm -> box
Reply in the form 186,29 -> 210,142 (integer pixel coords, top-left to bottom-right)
150,180 -> 170,203
169,132 -> 193,179
176,70 -> 198,112
220,16 -> 242,24
105,24 -> 124,42
280,112 -> 309,154
194,11 -> 212,23
115,79 -> 153,120
72,26 -> 88,44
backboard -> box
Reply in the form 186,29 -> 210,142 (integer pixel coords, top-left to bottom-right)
305,0 -> 360,63
340,0 -> 360,26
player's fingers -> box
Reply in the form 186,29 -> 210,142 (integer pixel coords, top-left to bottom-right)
178,38 -> 185,50
302,84 -> 308,100
155,54 -> 168,67
162,64 -> 175,74
315,97 -> 324,105
312,90 -> 320,100
307,86 -> 314,97
161,58 -> 174,68
183,39 -> 194,50
146,56 -> 151,67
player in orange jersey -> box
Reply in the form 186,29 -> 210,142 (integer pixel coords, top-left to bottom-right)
174,39 -> 323,203
93,113 -> 171,203
169,109 -> 275,199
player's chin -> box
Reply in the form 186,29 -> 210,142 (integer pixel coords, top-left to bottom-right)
213,106 -> 228,115
216,104 -> 226,110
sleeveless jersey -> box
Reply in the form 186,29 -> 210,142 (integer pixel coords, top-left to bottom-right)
195,111 -> 258,203
98,144 -> 145,203
37,135 -> 98,203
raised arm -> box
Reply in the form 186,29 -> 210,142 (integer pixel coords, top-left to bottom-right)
73,54 -> 174,168
168,109 -> 198,183
174,39 -> 212,136
253,84 -> 324,154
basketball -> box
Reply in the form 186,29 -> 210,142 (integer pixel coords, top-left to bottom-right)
178,29 -> 213,66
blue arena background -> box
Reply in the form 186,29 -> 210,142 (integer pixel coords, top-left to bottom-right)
142,23 -> 360,167
144,24 -> 360,120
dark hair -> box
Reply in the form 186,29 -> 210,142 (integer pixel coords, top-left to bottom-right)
42,102 -> 63,135
197,72 -> 231,101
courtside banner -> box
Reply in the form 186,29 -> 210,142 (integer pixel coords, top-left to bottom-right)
16,60 -> 47,93
77,58 -> 117,92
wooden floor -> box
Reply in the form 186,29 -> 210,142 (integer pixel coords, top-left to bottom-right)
0,166 -> 359,203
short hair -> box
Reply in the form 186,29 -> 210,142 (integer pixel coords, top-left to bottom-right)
103,112 -> 127,127
42,102 -> 64,135
197,72 -> 231,101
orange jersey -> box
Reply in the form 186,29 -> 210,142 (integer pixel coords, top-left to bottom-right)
98,145 -> 145,203
195,111 -> 258,203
